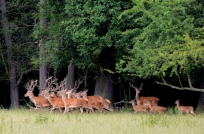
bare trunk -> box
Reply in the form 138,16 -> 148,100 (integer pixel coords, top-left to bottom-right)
65,63 -> 76,89
94,70 -> 114,107
1,0 -> 19,108
39,0 -> 47,91
198,69 -> 204,106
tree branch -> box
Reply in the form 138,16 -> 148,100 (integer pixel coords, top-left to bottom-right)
176,70 -> 183,88
0,46 -> 9,78
186,71 -> 193,89
156,76 -> 204,92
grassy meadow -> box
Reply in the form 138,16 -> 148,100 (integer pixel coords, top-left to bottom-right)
0,106 -> 204,134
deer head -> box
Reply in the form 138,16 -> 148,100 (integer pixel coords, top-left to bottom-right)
24,80 -> 38,97
129,82 -> 143,101
80,89 -> 88,98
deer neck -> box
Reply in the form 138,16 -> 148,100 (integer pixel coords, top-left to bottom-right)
61,92 -> 67,104
176,102 -> 180,108
83,93 -> 87,98
135,92 -> 140,102
67,92 -> 73,98
47,96 -> 55,105
28,92 -> 37,103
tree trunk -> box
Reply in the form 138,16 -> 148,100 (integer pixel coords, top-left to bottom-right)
198,69 -> 204,106
1,0 -> 19,108
39,0 -> 47,91
65,63 -> 76,89
94,70 -> 114,107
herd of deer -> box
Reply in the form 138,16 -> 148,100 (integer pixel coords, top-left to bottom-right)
24,76 -> 196,116
24,77 -> 113,114
129,83 -> 196,116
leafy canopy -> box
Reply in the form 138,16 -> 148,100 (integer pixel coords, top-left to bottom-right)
117,0 -> 204,81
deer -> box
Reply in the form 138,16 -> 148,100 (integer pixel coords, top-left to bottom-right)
58,89 -> 93,114
24,80 -> 51,111
72,91 -> 83,98
129,82 -> 159,106
57,79 -> 93,114
175,100 -> 196,116
130,100 -> 150,113
38,79 -> 65,114
145,101 -> 166,114
80,89 -> 113,113
75,89 -> 103,113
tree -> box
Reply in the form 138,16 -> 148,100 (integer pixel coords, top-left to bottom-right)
117,0 -> 204,93
1,0 -> 19,108
39,0 -> 48,91
0,0 -> 38,108
40,0 -> 133,104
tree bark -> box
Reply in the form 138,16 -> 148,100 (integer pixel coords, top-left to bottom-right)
94,70 -> 114,107
65,63 -> 76,89
1,0 -> 19,108
198,69 -> 204,106
39,0 -> 47,91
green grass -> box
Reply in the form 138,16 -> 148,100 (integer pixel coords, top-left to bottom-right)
0,107 -> 204,134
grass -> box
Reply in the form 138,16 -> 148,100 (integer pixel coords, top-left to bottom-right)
0,106 -> 204,134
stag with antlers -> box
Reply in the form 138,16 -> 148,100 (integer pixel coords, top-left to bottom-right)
57,79 -> 93,114
24,80 -> 51,110
129,82 -> 159,106
39,78 -> 66,114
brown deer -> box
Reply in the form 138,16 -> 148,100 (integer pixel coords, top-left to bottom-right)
24,80 -> 51,110
77,89 -> 103,113
80,89 -> 113,113
145,101 -> 166,114
57,79 -> 93,114
58,89 -> 93,114
130,100 -> 150,113
37,76 -> 66,113
175,100 -> 196,116
129,82 -> 159,106
39,89 -> 64,114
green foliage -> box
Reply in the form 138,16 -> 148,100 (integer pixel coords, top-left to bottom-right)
62,0 -> 133,70
117,0 -> 204,85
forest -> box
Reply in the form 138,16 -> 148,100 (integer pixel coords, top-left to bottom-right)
0,0 -> 204,110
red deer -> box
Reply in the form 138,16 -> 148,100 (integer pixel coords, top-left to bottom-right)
130,100 -> 150,113
24,80 -> 51,110
129,83 -> 159,106
80,89 -> 113,113
145,101 -> 166,114
175,100 -> 196,116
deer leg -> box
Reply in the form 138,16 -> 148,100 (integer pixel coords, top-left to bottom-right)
50,107 -> 56,114
80,107 -> 83,114
63,107 -> 68,114
190,110 -> 196,116
58,108 -> 62,113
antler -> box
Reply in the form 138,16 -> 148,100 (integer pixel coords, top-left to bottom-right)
71,79 -> 84,91
25,80 -> 38,91
129,82 -> 143,90
138,83 -> 143,90
46,76 -> 58,89
129,82 -> 136,88
55,79 -> 66,91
